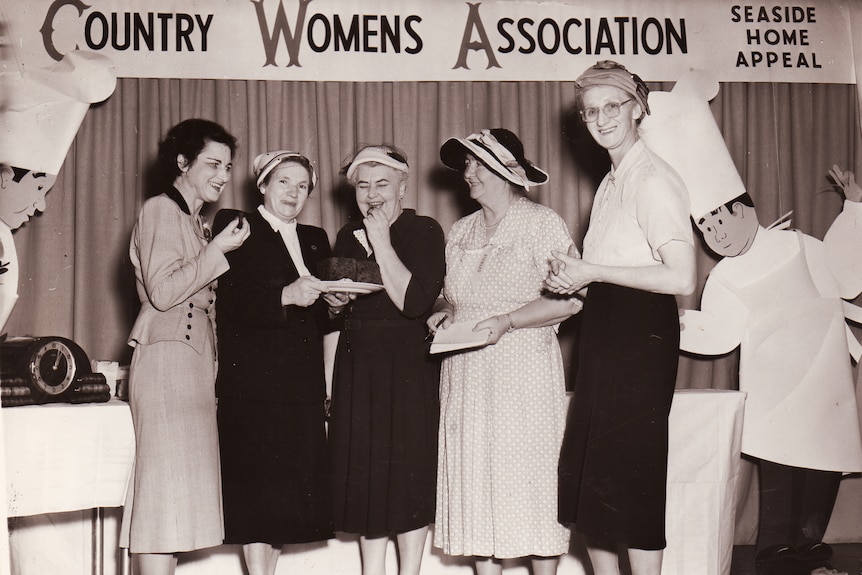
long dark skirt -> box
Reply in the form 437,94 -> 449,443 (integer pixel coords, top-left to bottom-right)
558,283 -> 679,550
218,397 -> 334,545
329,319 -> 440,537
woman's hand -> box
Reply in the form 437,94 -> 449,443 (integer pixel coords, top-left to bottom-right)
211,216 -> 251,253
545,246 -> 591,294
829,164 -> 862,203
281,276 -> 328,307
323,290 -> 355,315
474,314 -> 511,346
363,207 -> 392,252
426,310 -> 453,336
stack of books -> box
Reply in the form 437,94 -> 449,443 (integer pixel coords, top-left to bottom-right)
0,374 -> 111,407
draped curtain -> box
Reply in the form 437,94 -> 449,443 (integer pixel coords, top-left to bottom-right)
6,78 -> 860,542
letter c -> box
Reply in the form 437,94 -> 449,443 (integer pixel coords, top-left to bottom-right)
40,0 -> 90,61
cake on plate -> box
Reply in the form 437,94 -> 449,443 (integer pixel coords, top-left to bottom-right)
317,257 -> 382,284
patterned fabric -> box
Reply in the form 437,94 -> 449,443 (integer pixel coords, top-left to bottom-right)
434,197 -> 572,558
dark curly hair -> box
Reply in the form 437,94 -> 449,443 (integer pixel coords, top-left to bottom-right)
157,119 -> 238,181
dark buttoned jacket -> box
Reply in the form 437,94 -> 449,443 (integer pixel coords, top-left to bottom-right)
213,208 -> 332,403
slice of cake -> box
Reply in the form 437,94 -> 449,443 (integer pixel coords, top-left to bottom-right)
317,257 -> 383,284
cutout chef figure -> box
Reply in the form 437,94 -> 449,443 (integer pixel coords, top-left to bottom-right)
0,49 -> 116,331
0,46 -> 116,575
640,71 -> 862,575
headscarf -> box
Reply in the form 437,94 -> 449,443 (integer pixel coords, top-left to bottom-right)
575,60 -> 650,116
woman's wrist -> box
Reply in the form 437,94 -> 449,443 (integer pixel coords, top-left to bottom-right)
503,313 -> 515,333
433,298 -> 455,317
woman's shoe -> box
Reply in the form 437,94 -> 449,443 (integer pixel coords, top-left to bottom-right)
795,541 -> 833,563
755,544 -> 802,575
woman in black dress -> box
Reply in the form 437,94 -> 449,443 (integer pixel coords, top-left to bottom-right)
546,61 -> 696,575
215,150 -> 334,575
324,145 -> 445,575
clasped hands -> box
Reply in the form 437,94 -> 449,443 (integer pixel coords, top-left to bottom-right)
544,244 -> 589,295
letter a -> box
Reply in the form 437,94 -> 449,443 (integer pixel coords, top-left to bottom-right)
453,3 -> 501,70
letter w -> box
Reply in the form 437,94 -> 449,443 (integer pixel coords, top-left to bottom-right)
251,0 -> 312,67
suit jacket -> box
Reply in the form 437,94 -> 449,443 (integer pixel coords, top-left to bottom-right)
128,190 -> 229,355
213,208 -> 332,403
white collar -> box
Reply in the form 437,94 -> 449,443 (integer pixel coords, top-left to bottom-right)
257,205 -> 296,233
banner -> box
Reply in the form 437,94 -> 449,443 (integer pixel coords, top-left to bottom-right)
1,0 -> 856,83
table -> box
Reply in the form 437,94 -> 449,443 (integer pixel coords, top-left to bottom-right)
663,389 -> 746,575
3,399 -> 135,575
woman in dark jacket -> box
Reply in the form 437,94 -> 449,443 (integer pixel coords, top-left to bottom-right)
214,150 -> 333,575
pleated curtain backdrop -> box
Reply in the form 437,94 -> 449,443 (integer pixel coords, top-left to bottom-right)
5,78 -> 861,543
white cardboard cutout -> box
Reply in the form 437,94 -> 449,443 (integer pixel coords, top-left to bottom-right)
648,71 -> 862,472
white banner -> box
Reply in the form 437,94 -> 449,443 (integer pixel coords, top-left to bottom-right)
1,0 -> 856,83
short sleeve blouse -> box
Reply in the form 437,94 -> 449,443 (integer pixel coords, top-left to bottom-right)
582,140 -> 693,267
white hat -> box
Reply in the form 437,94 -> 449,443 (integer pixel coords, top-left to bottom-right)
253,150 -> 318,189
344,146 -> 409,180
638,70 -> 747,220
0,50 -> 117,175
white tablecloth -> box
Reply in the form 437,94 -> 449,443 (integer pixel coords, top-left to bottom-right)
3,399 -> 135,517
663,389 -> 746,575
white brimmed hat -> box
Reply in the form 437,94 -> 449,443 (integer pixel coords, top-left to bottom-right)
344,146 -> 409,180
253,150 -> 318,189
440,128 -> 548,190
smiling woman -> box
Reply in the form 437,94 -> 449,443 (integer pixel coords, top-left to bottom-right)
120,119 -> 251,575
212,148 -> 334,575
550,60 -> 696,575
325,144 -> 446,575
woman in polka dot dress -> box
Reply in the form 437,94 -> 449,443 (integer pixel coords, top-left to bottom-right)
428,129 -> 580,575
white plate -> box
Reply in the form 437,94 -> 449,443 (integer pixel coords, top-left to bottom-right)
322,281 -> 384,294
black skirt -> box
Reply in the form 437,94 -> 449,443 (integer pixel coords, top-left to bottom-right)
558,283 -> 679,550
218,397 -> 334,545
329,318 -> 440,537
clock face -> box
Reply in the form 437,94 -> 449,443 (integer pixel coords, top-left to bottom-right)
29,340 -> 77,395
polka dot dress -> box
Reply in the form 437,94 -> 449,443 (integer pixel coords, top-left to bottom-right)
434,197 -> 572,559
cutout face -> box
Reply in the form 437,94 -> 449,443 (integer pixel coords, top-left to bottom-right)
696,202 -> 759,258
0,166 -> 57,229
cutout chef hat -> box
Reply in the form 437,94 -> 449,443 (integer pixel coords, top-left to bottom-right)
638,70 -> 747,220
0,50 -> 117,175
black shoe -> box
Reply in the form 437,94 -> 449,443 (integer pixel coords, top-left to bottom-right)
795,541 -> 833,564
755,544 -> 802,575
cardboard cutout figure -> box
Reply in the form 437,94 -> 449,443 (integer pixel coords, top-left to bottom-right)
0,50 -> 116,332
0,48 -> 115,575
640,72 -> 862,575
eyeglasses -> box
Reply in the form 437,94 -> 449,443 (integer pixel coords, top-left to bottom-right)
580,98 -> 634,123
